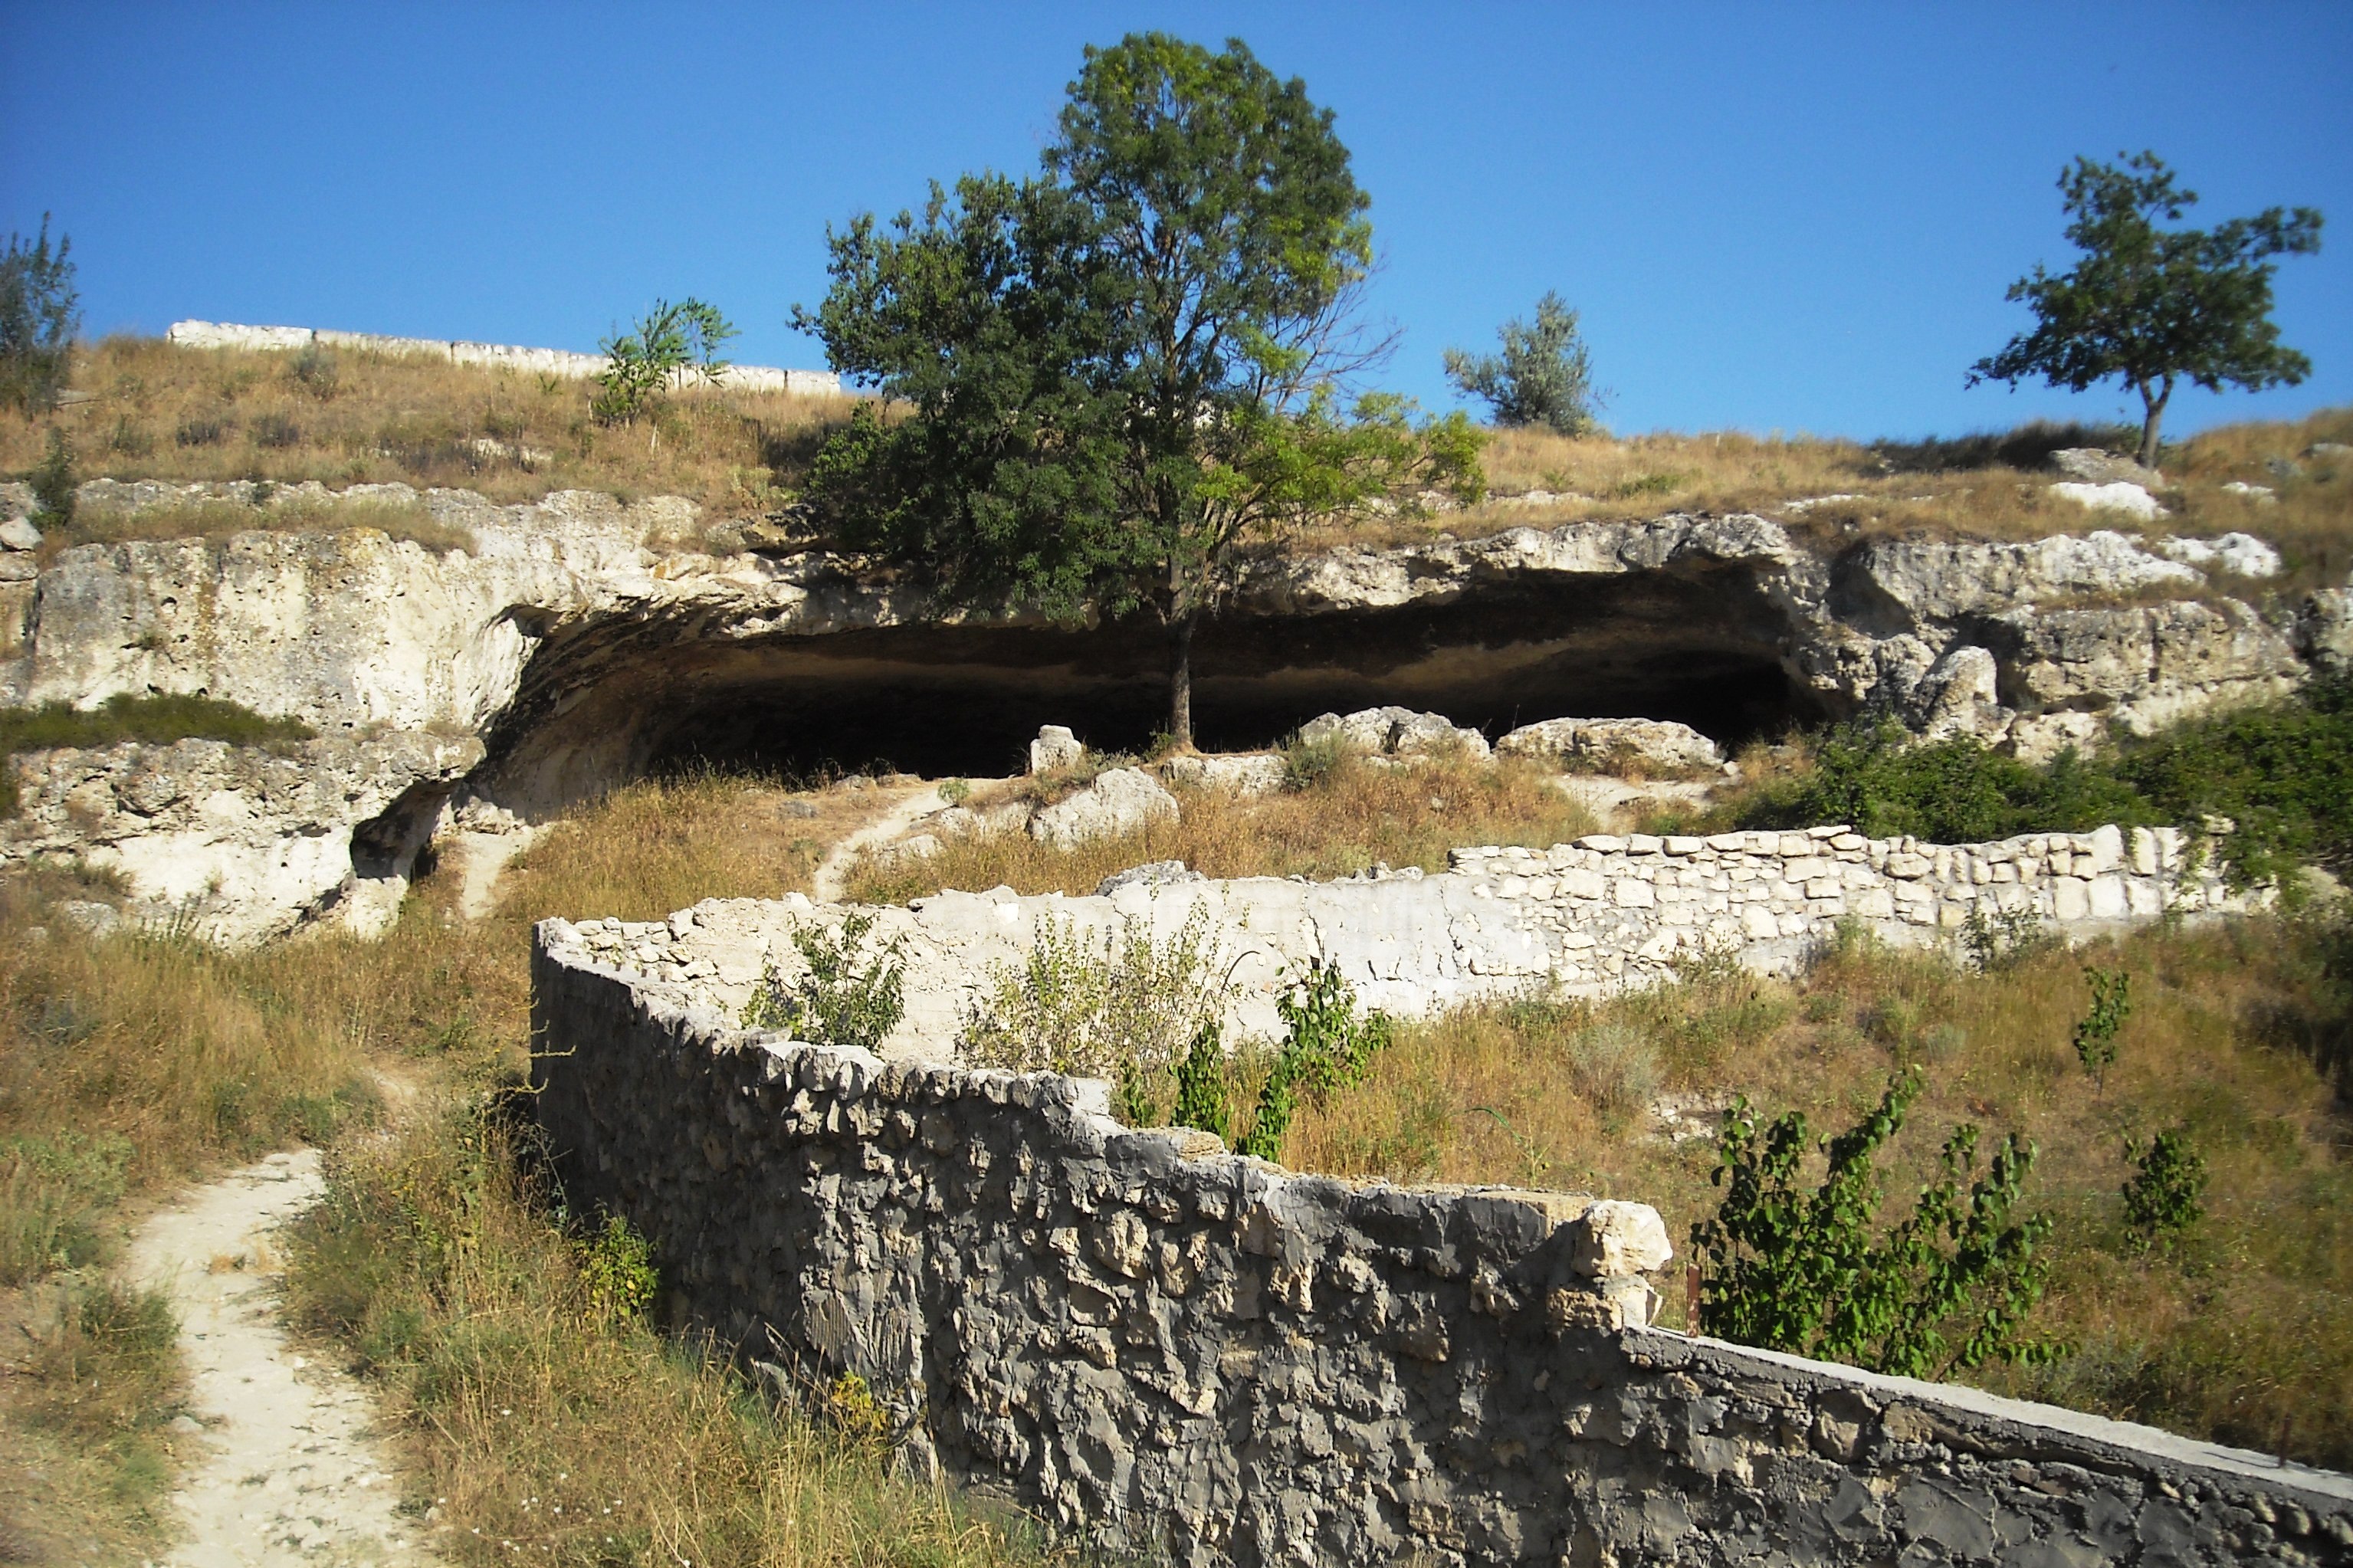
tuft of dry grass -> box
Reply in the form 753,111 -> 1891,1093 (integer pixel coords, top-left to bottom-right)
57,494 -> 477,556
1285,912 -> 2353,1469
4,336 -> 860,515
847,751 -> 1597,902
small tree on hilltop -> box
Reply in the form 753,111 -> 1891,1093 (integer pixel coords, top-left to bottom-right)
796,34 -> 1484,748
1443,291 -> 1603,436
1969,152 -> 2322,470
0,215 -> 80,413
594,297 -> 737,425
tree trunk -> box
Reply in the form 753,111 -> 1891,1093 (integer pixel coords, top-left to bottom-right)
1167,609 -> 1198,750
2137,379 -> 2173,471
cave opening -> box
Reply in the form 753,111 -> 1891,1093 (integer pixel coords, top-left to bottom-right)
484,566 -> 1830,809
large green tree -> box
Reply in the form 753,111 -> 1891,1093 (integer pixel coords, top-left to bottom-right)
796,34 -> 1482,746
1970,152 -> 2321,469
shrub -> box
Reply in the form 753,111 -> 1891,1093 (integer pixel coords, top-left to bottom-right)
2072,966 -> 2131,1088
0,215 -> 79,412
1562,1022 -> 1662,1116
2121,1125 -> 2207,1251
593,297 -> 737,425
960,904 -> 1229,1122
740,911 -> 907,1054
1691,1068 -> 2060,1379
1442,291 -> 1603,435
1961,902 -> 2053,973
1738,722 -> 2145,845
1171,1019 -> 1230,1141
576,1211 -> 658,1324
1243,959 -> 1392,1162
28,425 -> 74,526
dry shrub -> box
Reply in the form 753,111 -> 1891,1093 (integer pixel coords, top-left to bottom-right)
1288,911 -> 2353,1469
285,1103 -> 1042,1568
3,336 -> 860,513
848,752 -> 1597,901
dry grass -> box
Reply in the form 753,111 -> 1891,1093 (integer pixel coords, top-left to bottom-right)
1283,913 -> 2353,1468
846,751 -> 1597,902
5,336 -> 860,515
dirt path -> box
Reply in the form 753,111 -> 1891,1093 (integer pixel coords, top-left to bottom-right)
127,1149 -> 438,1567
812,783 -> 946,902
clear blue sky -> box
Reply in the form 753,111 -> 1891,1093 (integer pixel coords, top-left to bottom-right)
5,2 -> 2346,441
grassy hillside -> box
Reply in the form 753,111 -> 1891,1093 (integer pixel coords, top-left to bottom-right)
8,340 -> 2345,592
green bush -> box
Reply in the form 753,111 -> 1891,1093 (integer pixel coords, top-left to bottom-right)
741,911 -> 907,1055
1242,959 -> 1392,1162
2072,966 -> 2132,1088
1738,677 -> 2353,887
1170,1020 -> 1230,1143
0,215 -> 79,412
1691,1068 -> 2060,1379
593,297 -> 737,425
2121,1126 -> 2207,1251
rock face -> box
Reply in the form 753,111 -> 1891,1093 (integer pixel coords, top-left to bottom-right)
532,924 -> 2353,1568
1028,767 -> 1180,848
0,731 -> 481,943
1298,705 -> 1492,759
0,480 -> 2330,940
593,821 -> 2251,1060
1497,716 -> 1724,773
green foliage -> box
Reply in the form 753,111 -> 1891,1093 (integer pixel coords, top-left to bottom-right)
1692,1069 -> 2059,1379
0,693 -> 316,816
2121,1125 -> 2207,1251
29,425 -> 75,525
2072,966 -> 2132,1087
592,297 -> 738,425
1442,291 -> 1603,435
1970,151 -> 2323,465
741,912 -> 907,1055
575,1211 -> 658,1324
0,1131 -> 133,1283
1961,903 -> 2053,974
1741,680 -> 2353,888
1170,1019 -> 1230,1142
0,214 -> 80,412
1278,730 -> 1349,792
1242,959 -> 1392,1162
960,904 -> 1229,1121
1740,721 -> 2145,844
796,33 -> 1483,743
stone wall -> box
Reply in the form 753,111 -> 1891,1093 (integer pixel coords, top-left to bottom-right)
530,924 -> 2353,1566
579,822 -> 2256,1058
164,319 -> 845,398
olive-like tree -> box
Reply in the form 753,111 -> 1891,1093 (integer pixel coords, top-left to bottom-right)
0,215 -> 80,413
1443,291 -> 1603,435
1970,153 -> 2322,469
796,34 -> 1482,747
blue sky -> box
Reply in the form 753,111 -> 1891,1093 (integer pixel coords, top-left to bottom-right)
4,2 -> 2346,441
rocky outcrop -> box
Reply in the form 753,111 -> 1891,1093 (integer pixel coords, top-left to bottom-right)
1029,767 -> 1180,849
1298,705 -> 1492,758
0,731 -> 481,943
0,481 -> 2328,940
532,923 -> 2353,1567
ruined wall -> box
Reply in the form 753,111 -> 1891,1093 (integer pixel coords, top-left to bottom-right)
164,319 -> 844,397
583,822 -> 2256,1058
530,925 -> 2353,1567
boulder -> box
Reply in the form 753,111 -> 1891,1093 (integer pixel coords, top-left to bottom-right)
930,800 -> 1032,839
1029,767 -> 1179,849
2157,532 -> 2282,578
1497,716 -> 1723,774
1571,1200 -> 1675,1278
2049,481 -> 2164,520
0,515 -> 43,551
1029,725 -> 1085,774
1162,752 -> 1288,795
2048,448 -> 2164,488
1298,706 -> 1490,759
2299,587 -> 2353,675
1911,645 -> 2003,742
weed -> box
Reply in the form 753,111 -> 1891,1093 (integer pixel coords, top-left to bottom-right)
1171,1019 -> 1230,1142
2072,966 -> 2131,1088
1242,960 -> 1391,1162
28,425 -> 74,524
2120,1127 -> 2207,1251
0,1132 -> 131,1283
1562,1022 -> 1662,1117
